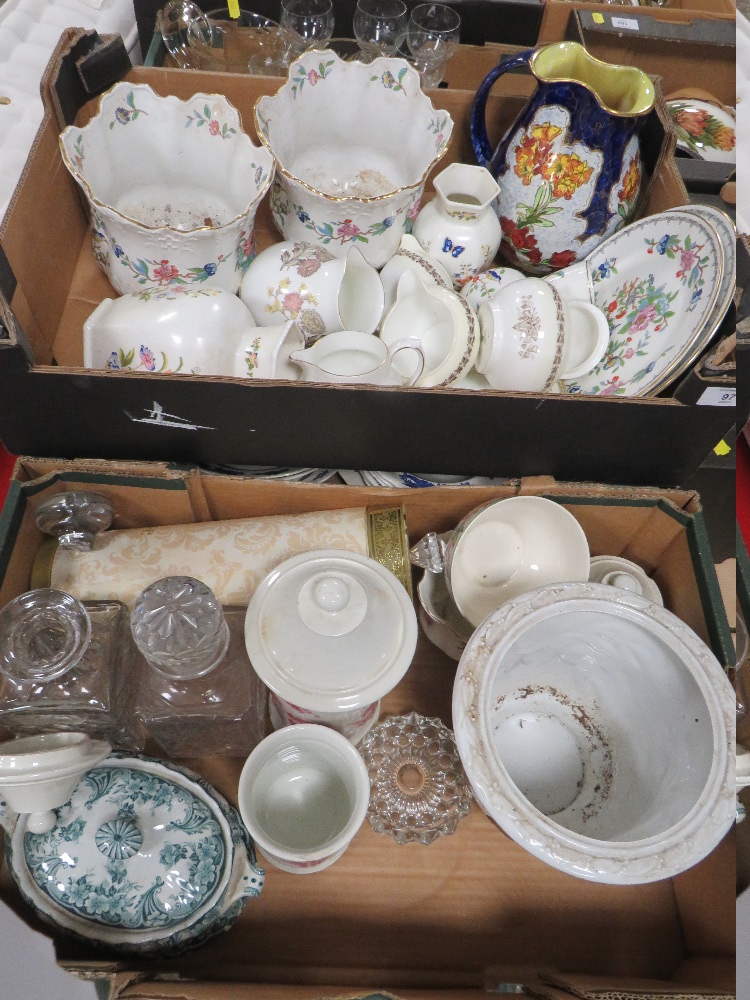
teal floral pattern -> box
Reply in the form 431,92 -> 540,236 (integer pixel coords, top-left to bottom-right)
185,104 -> 237,139
22,764 -> 226,930
371,67 -> 408,94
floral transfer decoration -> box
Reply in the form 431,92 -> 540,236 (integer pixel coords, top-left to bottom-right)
22,764 -> 227,930
106,345 -> 185,374
291,59 -> 335,99
500,120 -> 596,272
185,104 -> 237,139
670,103 -> 735,156
616,155 -> 640,222
371,67 -> 409,94
645,231 -> 709,310
244,337 -> 262,376
108,91 -> 149,129
263,277 -> 326,341
427,114 -> 450,155
513,294 -> 542,360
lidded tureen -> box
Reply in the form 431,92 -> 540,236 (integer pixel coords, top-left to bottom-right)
0,738 -> 264,954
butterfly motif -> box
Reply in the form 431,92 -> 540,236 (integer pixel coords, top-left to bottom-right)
442,237 -> 465,258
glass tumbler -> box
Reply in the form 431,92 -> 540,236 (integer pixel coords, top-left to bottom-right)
406,2 -> 460,89
280,0 -> 334,60
353,0 -> 408,59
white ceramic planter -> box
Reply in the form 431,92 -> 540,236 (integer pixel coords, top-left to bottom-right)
255,51 -> 453,267
60,83 -> 274,295
452,582 -> 736,884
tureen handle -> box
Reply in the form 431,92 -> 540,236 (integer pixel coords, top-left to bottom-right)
409,532 -> 447,573
224,833 -> 266,906
0,797 -> 18,836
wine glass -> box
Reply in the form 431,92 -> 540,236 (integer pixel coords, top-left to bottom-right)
407,3 -> 460,88
280,0 -> 335,60
353,0 -> 408,60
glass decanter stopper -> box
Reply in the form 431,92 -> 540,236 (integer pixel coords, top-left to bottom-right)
0,588 -> 136,745
359,711 -> 472,844
131,576 -> 266,757
35,492 -> 115,551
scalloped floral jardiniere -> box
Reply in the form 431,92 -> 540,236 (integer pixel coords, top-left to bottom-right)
254,51 -> 453,268
60,83 -> 274,295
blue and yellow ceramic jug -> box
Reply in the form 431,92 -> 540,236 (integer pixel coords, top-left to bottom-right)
471,41 -> 655,275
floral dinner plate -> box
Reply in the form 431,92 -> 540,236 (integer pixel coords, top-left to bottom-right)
562,212 -> 723,397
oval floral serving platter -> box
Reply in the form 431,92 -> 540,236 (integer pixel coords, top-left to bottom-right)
562,212 -> 723,397
666,99 -> 736,164
4,753 -> 264,954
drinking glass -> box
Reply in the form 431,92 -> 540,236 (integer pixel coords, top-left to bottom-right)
406,3 -> 460,89
353,0 -> 408,59
280,0 -> 335,60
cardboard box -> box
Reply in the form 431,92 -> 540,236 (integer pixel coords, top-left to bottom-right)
0,457 -> 736,996
0,29 -> 736,487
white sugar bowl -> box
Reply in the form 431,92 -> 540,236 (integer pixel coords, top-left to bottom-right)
244,550 -> 418,743
476,276 -> 609,391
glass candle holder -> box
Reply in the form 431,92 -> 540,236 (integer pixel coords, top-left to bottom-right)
131,577 -> 265,757
359,711 -> 472,844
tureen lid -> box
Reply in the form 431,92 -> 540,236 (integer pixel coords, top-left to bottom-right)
244,549 -> 418,712
5,753 -> 263,952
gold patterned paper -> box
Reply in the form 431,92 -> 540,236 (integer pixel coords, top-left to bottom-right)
42,506 -> 410,607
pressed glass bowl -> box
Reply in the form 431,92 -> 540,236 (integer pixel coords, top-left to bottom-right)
359,711 -> 472,844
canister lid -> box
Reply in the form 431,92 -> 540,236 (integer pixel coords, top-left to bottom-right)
244,550 -> 418,713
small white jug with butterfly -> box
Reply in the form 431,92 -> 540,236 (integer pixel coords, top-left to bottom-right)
412,162 -> 503,290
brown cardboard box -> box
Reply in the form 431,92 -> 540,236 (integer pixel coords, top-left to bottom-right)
0,458 -> 736,997
0,29 -> 736,487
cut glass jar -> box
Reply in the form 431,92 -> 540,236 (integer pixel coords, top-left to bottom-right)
0,589 -> 136,747
131,576 -> 266,757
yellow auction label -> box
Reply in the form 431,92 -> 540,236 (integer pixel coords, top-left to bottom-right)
228,0 -> 241,18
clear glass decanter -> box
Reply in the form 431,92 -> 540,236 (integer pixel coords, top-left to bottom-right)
130,576 -> 266,757
0,588 -> 136,746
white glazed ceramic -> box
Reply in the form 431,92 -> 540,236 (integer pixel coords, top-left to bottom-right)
412,162 -> 502,287
255,50 -> 453,267
83,289 -> 304,379
290,330 -> 425,385
417,565 -> 473,662
666,98 -> 736,164
459,266 -> 525,312
476,277 -> 609,391
380,270 -> 479,387
452,581 -> 736,884
0,733 -> 111,833
240,241 -> 384,341
379,234 -> 453,314
238,724 -> 369,873
244,549 -> 418,742
410,495 -> 590,628
663,205 -> 736,347
60,83 -> 274,296
554,211 -> 723,396
1,753 -> 265,953
588,554 -> 663,606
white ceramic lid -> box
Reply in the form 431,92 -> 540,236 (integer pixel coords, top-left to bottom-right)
588,554 -> 663,606
244,550 -> 418,713
449,496 -> 590,627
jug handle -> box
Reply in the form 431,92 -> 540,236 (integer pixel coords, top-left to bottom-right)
471,48 -> 535,169
387,338 -> 425,388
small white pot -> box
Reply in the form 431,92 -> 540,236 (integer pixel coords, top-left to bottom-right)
240,241 -> 384,342
238,724 -> 370,873
476,276 -> 609,391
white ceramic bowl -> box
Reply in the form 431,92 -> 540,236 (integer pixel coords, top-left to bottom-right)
238,724 -> 370,873
60,82 -> 274,295
255,50 -> 453,267
453,582 -> 736,884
